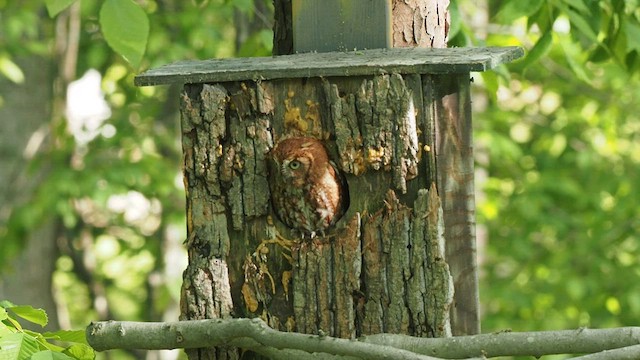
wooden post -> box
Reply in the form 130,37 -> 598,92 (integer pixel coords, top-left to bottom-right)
136,46 -> 522,358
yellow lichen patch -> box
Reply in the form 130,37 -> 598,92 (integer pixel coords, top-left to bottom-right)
285,316 -> 296,332
241,227 -> 298,315
234,156 -> 244,171
366,147 -> 386,167
282,270 -> 292,300
284,97 -> 308,132
343,137 -> 367,176
283,90 -> 326,136
305,99 -> 323,137
260,263 -> 276,295
242,282 -> 259,312
352,150 -> 366,176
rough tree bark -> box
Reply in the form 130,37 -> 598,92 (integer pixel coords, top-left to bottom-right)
272,0 -> 292,56
179,73 -> 455,359
391,0 -> 480,336
391,0 -> 450,49
278,0 -> 479,335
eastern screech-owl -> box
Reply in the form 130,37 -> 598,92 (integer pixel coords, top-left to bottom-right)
268,137 -> 348,237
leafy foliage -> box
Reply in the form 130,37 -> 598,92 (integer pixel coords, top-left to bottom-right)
99,0 -> 149,69
451,0 -> 640,74
0,301 -> 93,360
0,3 -> 271,359
450,0 -> 640,334
45,0 -> 75,17
44,0 -> 149,68
477,59 -> 640,332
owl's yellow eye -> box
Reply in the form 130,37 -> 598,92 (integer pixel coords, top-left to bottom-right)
289,160 -> 301,170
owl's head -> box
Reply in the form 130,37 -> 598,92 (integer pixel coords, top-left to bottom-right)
269,137 -> 330,187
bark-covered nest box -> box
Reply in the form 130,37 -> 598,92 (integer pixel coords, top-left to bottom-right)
136,46 -> 522,342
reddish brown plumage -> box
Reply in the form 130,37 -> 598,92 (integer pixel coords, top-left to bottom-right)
268,137 -> 348,236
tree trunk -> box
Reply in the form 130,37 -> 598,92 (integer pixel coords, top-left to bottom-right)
391,0 -> 450,49
272,0 -> 293,56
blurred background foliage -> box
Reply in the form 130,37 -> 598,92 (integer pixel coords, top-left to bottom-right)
0,0 -> 639,359
450,0 -> 640,334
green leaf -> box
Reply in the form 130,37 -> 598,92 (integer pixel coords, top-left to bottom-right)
232,0 -> 253,14
608,26 -> 629,62
99,0 -> 149,68
23,330 -> 62,352
623,20 -> 640,52
42,331 -> 87,345
237,30 -> 272,57
0,333 -> 39,360
625,50 -> 638,72
562,0 -> 589,14
495,0 -> 544,24
0,308 -> 8,322
565,7 -> 598,41
0,326 -> 13,337
31,350 -> 75,360
63,344 -> 94,360
0,301 -> 16,309
527,3 -> 555,33
45,0 -> 77,17
589,44 -> 611,62
8,306 -> 48,327
447,0 -> 462,39
565,46 -> 592,83
0,55 -> 25,84
558,36 -> 592,84
515,30 -> 554,70
4,316 -> 23,332
481,71 -> 499,101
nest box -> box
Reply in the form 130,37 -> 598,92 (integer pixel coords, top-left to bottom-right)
135,45 -> 523,354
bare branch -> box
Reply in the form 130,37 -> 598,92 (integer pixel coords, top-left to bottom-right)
87,319 -> 640,359
227,337 -> 361,360
86,318 -> 462,360
362,327 -> 640,358
573,344 -> 640,360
